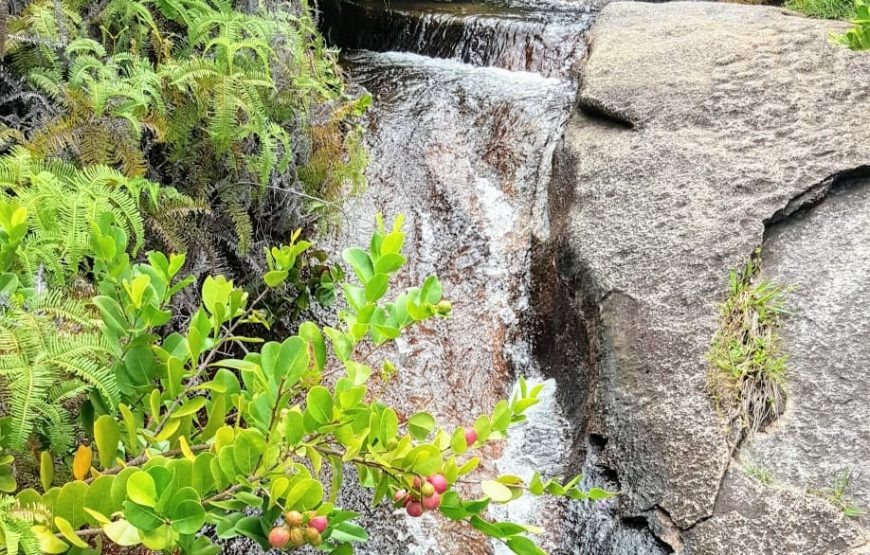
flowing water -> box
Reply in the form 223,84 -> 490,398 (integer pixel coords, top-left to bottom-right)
321,2 -> 668,554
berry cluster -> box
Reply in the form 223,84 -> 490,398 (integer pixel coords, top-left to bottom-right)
394,473 -> 450,517
268,511 -> 328,549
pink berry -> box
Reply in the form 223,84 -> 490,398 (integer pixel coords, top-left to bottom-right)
412,476 -> 423,489
464,427 -> 478,446
406,500 -> 424,517
422,492 -> 441,511
309,516 -> 328,534
394,489 -> 410,506
268,526 -> 291,549
427,474 -> 448,494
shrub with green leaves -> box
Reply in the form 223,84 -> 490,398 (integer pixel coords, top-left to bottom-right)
2,0 -> 368,270
0,215 -> 614,555
836,0 -> 870,49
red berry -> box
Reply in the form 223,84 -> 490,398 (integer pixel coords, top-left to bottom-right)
412,476 -> 423,489
465,427 -> 478,446
268,526 -> 291,549
427,474 -> 448,494
394,489 -> 410,506
422,491 -> 441,511
309,516 -> 328,534
406,500 -> 424,517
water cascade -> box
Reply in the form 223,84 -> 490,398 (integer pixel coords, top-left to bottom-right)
320,2 -> 671,553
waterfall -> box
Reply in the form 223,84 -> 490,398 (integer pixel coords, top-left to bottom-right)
322,3 -> 668,553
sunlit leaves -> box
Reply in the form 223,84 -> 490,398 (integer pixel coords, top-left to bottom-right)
0,213 -> 607,555
127,472 -> 158,508
94,416 -> 121,468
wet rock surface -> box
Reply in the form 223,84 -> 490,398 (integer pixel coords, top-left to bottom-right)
320,0 -> 594,77
555,1 -> 870,551
329,51 -> 583,555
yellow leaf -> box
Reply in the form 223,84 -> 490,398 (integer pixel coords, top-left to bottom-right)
83,508 -> 111,525
55,516 -> 89,548
179,436 -> 195,462
72,445 -> 92,481
103,520 -> 141,547
153,418 -> 180,442
32,525 -> 68,554
481,480 -> 513,503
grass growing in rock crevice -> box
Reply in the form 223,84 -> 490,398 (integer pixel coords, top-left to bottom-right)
808,468 -> 867,518
708,254 -> 789,442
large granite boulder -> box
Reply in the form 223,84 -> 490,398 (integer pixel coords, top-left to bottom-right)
552,2 -> 870,552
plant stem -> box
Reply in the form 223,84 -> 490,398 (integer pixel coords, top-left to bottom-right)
152,287 -> 271,435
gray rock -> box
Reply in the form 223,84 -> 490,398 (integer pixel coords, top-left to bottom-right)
684,469 -> 863,554
745,178 -> 870,526
553,1 -> 870,551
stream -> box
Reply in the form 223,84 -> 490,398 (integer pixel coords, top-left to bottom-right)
318,2 -> 670,553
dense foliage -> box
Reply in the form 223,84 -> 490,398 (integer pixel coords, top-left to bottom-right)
785,0 -> 856,21
837,0 -> 870,49
0,1 -> 611,554
1,0 -> 368,277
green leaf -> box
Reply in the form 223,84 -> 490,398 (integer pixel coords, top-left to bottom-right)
202,276 -> 233,317
324,327 -> 354,362
421,275 -> 443,304
94,416 -> 121,468
343,247 -> 374,283
374,253 -> 406,274
0,464 -> 13,493
299,322 -> 327,372
404,445 -> 442,476
39,451 -> 54,492
407,412 -> 435,440
170,499 -> 207,534
588,487 -> 614,500
329,455 -> 343,503
438,491 -> 467,520
481,480 -> 514,503
84,476 -> 116,525
127,471 -> 158,508
233,429 -> 266,475
364,273 -> 389,302
473,415 -> 492,443
263,270 -> 289,288
491,400 -> 511,432
329,521 -> 369,543
284,479 -> 323,510
56,481 -> 89,529
506,536 -> 547,555
123,500 -> 163,531
306,386 -> 333,424
173,396 -> 206,418
450,427 -> 468,455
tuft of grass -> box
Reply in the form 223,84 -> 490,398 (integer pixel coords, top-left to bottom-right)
744,463 -> 774,485
785,0 -> 857,20
708,253 -> 789,439
808,469 -> 867,518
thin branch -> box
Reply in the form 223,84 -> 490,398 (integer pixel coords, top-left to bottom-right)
151,287 -> 271,435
